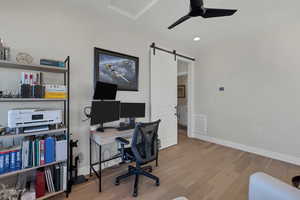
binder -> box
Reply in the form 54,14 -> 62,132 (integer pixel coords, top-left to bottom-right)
16,148 -> 21,170
60,164 -> 63,191
48,167 -> 55,192
40,140 -> 45,165
9,150 -> 16,172
55,140 -> 67,161
35,139 -> 39,166
45,137 -> 55,164
54,165 -> 60,191
36,170 -> 45,198
0,151 -> 5,174
45,167 -> 52,193
4,151 -> 10,173
62,164 -> 67,191
45,167 -> 55,193
28,140 -> 33,167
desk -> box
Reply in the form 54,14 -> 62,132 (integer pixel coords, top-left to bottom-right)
89,128 -> 134,192
89,128 -> 159,192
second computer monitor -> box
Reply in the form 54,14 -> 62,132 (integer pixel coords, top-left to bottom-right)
120,103 -> 145,118
90,101 -> 120,126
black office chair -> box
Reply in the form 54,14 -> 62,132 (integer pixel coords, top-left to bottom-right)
115,120 -> 161,197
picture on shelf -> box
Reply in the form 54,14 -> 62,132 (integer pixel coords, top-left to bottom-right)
94,48 -> 139,91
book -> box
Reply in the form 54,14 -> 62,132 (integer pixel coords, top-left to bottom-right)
40,59 -> 65,68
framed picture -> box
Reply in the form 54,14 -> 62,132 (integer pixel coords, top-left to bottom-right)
94,47 -> 139,91
178,85 -> 186,98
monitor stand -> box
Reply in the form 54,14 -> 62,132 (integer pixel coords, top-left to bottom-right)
96,123 -> 116,132
129,117 -> 136,128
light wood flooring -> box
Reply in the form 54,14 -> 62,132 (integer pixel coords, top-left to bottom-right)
53,129 -> 300,200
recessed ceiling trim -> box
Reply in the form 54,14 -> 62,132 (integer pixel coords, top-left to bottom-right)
108,0 -> 160,20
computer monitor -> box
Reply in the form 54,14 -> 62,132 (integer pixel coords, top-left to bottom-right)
90,101 -> 120,129
93,81 -> 117,100
120,103 -> 146,118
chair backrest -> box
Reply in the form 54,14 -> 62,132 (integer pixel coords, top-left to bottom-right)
131,120 -> 161,165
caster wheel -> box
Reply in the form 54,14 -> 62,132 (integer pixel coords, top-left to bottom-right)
115,179 -> 120,186
133,191 -> 138,197
156,180 -> 160,186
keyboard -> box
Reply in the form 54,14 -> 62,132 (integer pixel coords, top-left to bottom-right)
117,126 -> 133,131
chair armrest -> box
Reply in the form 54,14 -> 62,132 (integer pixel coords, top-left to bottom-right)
249,172 -> 300,200
115,137 -> 130,145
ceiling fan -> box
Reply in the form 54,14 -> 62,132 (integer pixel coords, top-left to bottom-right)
168,0 -> 237,30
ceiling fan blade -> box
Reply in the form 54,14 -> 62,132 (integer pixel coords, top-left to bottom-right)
168,15 -> 191,30
202,8 -> 237,18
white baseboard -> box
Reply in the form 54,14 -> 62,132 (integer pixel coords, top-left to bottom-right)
193,134 -> 300,166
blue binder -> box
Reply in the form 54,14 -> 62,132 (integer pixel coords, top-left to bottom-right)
45,137 -> 55,164
0,152 -> 4,174
16,149 -> 21,170
4,151 -> 10,173
9,150 -> 16,172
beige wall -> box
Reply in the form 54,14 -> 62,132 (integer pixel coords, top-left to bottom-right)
194,21 -> 300,160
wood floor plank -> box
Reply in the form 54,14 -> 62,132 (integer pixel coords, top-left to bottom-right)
51,129 -> 300,200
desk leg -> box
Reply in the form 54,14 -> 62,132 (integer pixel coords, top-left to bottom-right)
99,144 -> 102,192
89,138 -> 92,177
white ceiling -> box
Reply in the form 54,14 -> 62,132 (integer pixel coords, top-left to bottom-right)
109,0 -> 159,20
71,0 -> 300,57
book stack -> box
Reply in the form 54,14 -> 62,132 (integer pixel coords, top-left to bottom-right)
45,84 -> 67,99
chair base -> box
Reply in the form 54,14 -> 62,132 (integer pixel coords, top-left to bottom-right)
115,165 -> 160,197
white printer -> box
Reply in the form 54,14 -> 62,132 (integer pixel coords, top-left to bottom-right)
8,108 -> 62,129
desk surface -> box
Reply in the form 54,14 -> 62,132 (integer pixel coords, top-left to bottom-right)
90,128 -> 134,145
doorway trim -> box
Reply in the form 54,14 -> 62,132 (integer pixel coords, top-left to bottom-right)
177,57 -> 195,138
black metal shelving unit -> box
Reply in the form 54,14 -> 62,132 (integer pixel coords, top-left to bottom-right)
0,57 -> 70,199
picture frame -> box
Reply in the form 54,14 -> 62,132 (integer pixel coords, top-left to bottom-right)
94,47 -> 139,91
178,85 -> 186,98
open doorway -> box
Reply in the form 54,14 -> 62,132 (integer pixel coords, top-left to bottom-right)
177,59 -> 189,141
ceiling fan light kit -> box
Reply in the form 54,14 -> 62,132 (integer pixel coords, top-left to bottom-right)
168,0 -> 237,30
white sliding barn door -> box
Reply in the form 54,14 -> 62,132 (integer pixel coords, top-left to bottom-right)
150,49 -> 178,149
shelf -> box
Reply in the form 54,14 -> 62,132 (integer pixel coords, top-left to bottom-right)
0,160 -> 67,178
37,190 -> 65,200
0,60 -> 68,73
0,98 -> 66,102
0,128 -> 67,139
